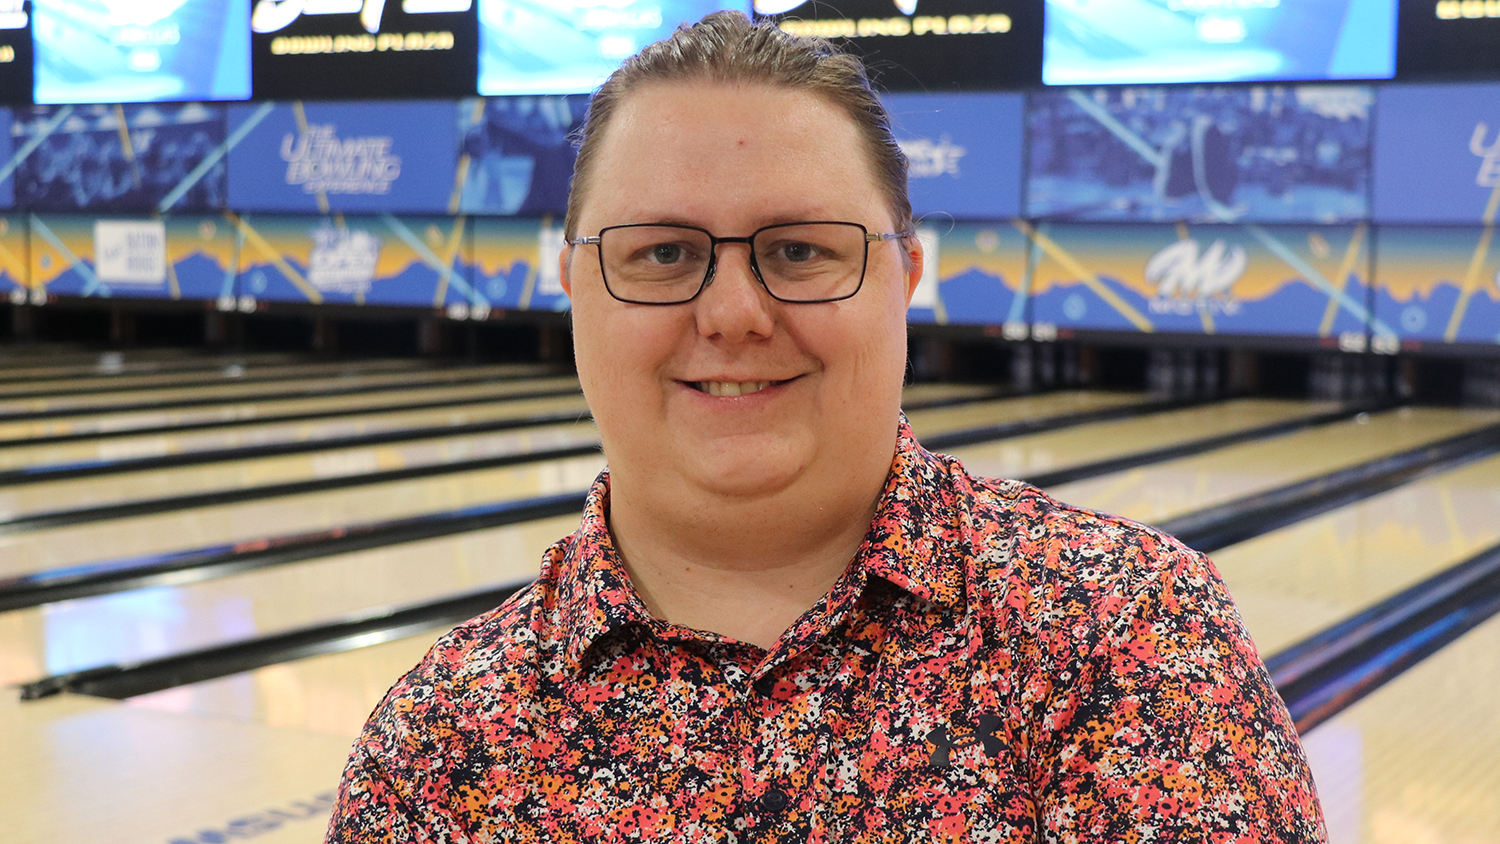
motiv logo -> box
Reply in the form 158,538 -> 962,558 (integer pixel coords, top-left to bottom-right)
282,124 -> 402,195
1144,238 -> 1245,315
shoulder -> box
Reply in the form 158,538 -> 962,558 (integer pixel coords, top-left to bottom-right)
934,453 -> 1230,641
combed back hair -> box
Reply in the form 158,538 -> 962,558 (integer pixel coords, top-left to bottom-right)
562,10 -> 912,241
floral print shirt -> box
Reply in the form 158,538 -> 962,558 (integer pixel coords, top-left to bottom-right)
328,419 -> 1326,842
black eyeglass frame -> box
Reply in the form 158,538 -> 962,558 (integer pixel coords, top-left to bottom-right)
567,221 -> 914,305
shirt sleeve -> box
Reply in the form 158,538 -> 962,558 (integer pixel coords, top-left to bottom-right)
325,738 -> 438,844
1029,538 -> 1328,842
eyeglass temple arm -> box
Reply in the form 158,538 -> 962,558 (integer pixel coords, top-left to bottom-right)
866,231 -> 915,243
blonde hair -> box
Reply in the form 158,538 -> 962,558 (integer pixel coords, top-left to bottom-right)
563,10 -> 912,240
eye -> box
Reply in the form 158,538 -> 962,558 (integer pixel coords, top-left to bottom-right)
776,241 -> 820,263
647,243 -> 688,264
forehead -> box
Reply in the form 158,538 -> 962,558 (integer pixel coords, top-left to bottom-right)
579,82 -> 888,231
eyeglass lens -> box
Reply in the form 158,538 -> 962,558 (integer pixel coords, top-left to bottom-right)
598,223 -> 867,304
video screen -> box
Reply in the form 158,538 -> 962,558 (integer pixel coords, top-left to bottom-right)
755,0 -> 1042,90
1042,0 -> 1396,85
252,0 -> 479,99
32,0 -> 251,104
1396,0 -> 1500,80
1026,85 -> 1372,224
478,1 -> 747,96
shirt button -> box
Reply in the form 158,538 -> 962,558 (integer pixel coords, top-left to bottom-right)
760,788 -> 789,812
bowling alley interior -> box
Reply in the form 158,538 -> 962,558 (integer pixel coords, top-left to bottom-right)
6,2 -> 1500,843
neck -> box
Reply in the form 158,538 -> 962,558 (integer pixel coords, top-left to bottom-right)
607,463 -> 889,651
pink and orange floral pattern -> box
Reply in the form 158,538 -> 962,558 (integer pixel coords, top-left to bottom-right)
328,419 -> 1326,842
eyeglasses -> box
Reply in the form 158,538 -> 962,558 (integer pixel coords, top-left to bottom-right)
567,221 -> 912,305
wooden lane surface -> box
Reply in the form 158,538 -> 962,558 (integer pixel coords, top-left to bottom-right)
0,362 -> 558,416
0,390 -> 1144,686
0,382 -> 988,473
1212,452 -> 1500,657
0,392 -> 593,472
0,389 -> 1128,581
105,404 -> 1500,739
0,420 -> 602,519
0,383 -> 1020,515
0,374 -> 583,442
0,692 -> 351,844
0,356 -> 427,396
1298,610 -> 1500,843
945,398 -> 1339,479
905,389 -> 1142,437
0,514 -> 580,686
1048,407 -> 1500,525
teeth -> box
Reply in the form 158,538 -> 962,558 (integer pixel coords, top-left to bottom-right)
701,381 -> 772,397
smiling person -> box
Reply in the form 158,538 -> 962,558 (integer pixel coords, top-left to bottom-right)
327,12 -> 1325,843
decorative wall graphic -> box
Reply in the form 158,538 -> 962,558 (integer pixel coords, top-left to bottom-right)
1027,86 -> 1372,224
235,213 -> 472,309
0,213 -> 29,303
28,213 -> 238,301
1027,221 -> 1384,340
1372,84 -> 1500,225
907,222 -> 1030,329
1374,226 -> 1500,346
457,95 -> 586,216
883,92 -> 1025,220
13,103 -> 227,213
467,214 -> 567,313
227,101 -> 459,214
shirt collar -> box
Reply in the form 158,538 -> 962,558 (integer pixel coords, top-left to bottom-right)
557,415 -> 966,673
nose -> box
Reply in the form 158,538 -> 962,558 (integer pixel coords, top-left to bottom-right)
694,242 -> 775,342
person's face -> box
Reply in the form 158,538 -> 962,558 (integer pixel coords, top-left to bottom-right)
563,82 -> 922,503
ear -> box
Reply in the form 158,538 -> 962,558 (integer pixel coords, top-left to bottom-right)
559,247 -> 573,299
902,234 -> 924,308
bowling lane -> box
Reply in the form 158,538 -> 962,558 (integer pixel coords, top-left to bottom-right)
0,361 -> 556,416
898,382 -> 1001,405
127,625 -> 446,740
0,450 -> 609,578
0,420 -> 602,518
1,692 -> 351,844
905,389 -> 1145,437
1047,406 -> 1500,525
1210,452 -> 1500,657
0,356 -> 425,396
945,398 -> 1339,479
0,374 -> 582,443
0,514 -> 579,686
0,392 -> 1134,551
0,392 -> 593,471
1299,611 -> 1500,843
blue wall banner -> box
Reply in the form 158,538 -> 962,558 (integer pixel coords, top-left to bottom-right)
0,106 -> 13,209
29,213 -> 237,301
1027,86 -> 1372,225
227,101 -> 459,215
0,214 -> 27,302
883,93 -> 1024,221
458,96 -> 586,216
236,213 -> 475,309
906,222 -> 1030,328
467,215 -> 568,313
1372,84 -> 1500,225
13,103 -> 226,213
1374,226 -> 1500,346
1028,221 -> 1381,339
